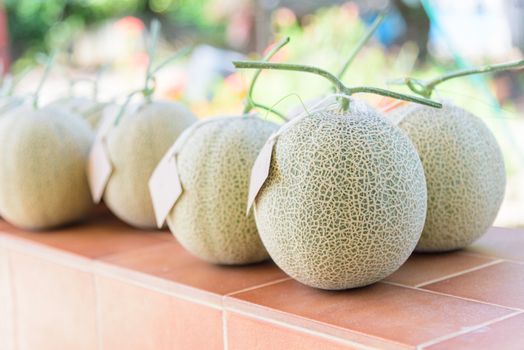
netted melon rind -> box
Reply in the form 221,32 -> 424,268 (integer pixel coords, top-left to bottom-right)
104,101 -> 196,229
393,102 -> 506,252
0,106 -> 94,229
255,100 -> 427,290
168,117 -> 277,265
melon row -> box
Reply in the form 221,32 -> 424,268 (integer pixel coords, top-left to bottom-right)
0,26 -> 512,293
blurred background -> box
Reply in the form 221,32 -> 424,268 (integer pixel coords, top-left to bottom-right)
0,0 -> 522,227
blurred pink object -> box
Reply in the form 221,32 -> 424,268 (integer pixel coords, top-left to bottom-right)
0,4 -> 9,73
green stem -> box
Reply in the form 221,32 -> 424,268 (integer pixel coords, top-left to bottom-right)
400,59 -> 524,98
33,53 -> 55,109
114,89 -> 143,125
233,60 -> 441,110
336,6 -> 389,82
347,86 -> 442,108
423,59 -> 524,97
143,19 -> 161,102
249,101 -> 287,120
142,20 -> 190,102
243,36 -> 290,115
149,47 -> 191,77
1,66 -> 32,97
235,61 -> 346,95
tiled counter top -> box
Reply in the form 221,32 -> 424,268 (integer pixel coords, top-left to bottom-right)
1,207 -> 523,350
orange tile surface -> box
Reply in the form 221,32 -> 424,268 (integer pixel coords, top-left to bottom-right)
226,312 -> 357,350
101,241 -> 288,297
9,250 -> 97,350
96,275 -> 223,350
385,252 -> 496,286
425,312 -> 524,350
227,280 -> 514,347
0,245 -> 13,350
0,215 -> 522,350
423,261 -> 524,310
0,208 -> 171,259
467,226 -> 524,261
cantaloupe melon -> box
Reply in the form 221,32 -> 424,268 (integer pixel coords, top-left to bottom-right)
104,100 -> 196,228
50,97 -> 108,129
167,116 -> 277,264
0,105 -> 94,229
391,102 -> 506,252
254,100 -> 427,290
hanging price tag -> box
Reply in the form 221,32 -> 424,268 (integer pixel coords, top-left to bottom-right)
148,117 -> 232,227
149,153 -> 182,228
87,140 -> 112,203
86,105 -> 121,203
246,135 -> 277,215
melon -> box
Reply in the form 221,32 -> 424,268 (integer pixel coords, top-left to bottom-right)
0,105 -> 94,229
50,97 -> 108,129
104,100 -> 196,228
254,99 -> 427,290
391,102 -> 506,252
167,116 -> 278,264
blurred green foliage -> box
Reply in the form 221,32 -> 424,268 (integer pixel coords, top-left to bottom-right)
5,0 -> 224,69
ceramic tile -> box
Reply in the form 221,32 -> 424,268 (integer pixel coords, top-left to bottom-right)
9,251 -> 97,350
425,312 -> 524,350
227,280 -> 513,347
423,261 -> 524,310
97,275 -> 223,350
226,312 -> 360,350
467,226 -> 524,261
0,245 -> 14,350
0,211 -> 171,259
100,241 -> 288,299
385,251 -> 495,286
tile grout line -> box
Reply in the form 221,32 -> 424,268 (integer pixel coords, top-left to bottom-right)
4,238 -> 93,273
414,259 -> 505,288
6,251 -> 18,350
94,264 -> 223,310
93,274 -> 104,350
461,251 -> 524,264
224,307 -> 393,350
225,277 -> 292,297
415,310 -> 524,350
382,281 -> 523,312
222,310 -> 229,350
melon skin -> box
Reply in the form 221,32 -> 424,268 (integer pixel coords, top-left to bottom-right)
392,102 -> 506,252
104,100 -> 196,229
255,100 -> 427,290
0,105 -> 94,230
50,97 -> 108,129
168,117 -> 278,265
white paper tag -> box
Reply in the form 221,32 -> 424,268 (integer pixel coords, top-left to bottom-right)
86,105 -> 121,203
147,117 -> 235,227
149,154 -> 182,228
87,139 -> 112,203
246,135 -> 277,215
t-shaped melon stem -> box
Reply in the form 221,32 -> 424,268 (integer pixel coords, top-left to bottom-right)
32,52 -> 55,109
242,36 -> 290,121
142,19 -> 191,102
233,60 -> 442,111
396,59 -> 524,98
336,6 -> 389,84
72,64 -> 108,101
